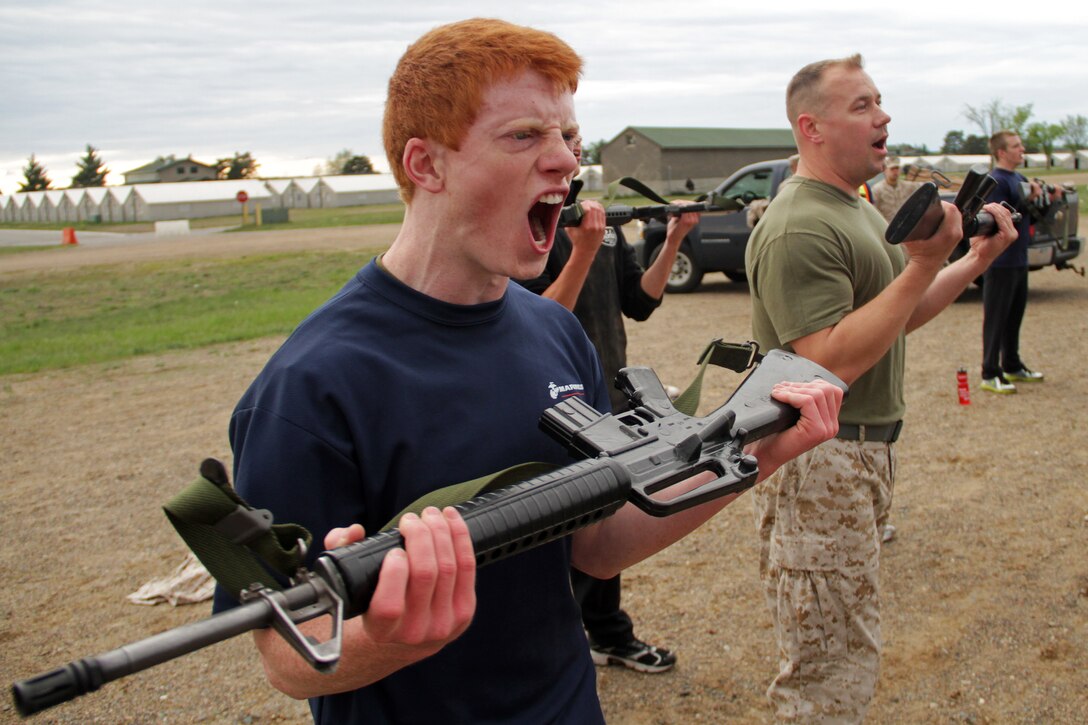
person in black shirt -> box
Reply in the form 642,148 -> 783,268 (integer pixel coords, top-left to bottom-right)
519,140 -> 700,672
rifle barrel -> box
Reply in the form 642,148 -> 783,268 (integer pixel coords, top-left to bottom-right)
12,595 -> 282,716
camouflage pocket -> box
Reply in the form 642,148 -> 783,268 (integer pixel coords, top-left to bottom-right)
769,533 -> 843,572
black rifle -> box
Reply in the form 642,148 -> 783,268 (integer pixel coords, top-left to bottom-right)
11,348 -> 845,717
885,166 -> 1022,245
558,175 -> 741,228
1022,177 -> 1069,220
558,190 -> 739,228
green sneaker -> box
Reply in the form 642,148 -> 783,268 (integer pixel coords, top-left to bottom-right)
980,376 -> 1017,394
1003,367 -> 1044,383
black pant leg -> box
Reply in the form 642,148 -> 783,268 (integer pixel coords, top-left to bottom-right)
571,568 -> 634,647
1001,267 -> 1029,372
982,267 -> 1016,379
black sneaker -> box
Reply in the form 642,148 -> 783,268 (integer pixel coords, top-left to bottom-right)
589,638 -> 676,673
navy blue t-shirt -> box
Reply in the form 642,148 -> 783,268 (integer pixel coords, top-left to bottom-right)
986,167 -> 1030,268
216,259 -> 609,724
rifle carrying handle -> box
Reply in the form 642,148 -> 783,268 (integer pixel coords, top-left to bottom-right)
726,349 -> 846,441
318,458 -> 631,618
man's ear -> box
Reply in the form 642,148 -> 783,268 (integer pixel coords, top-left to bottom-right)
403,138 -> 445,193
795,113 -> 822,145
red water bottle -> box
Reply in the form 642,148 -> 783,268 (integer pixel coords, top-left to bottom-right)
956,368 -> 971,405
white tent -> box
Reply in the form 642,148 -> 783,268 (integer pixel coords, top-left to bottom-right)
16,191 -> 45,223
103,186 -> 137,223
267,177 -> 322,208
1048,152 -> 1076,170
286,177 -> 323,208
575,165 -> 603,192
317,174 -> 400,207
1023,153 -> 1049,168
76,187 -> 111,222
44,190 -> 75,223
264,179 -> 295,208
1,194 -> 17,222
936,155 -> 991,173
131,179 -> 273,221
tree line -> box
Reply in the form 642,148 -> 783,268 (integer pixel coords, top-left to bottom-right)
13,102 -> 1086,194
12,147 -> 379,193
581,102 -> 1087,170
889,101 -> 1085,160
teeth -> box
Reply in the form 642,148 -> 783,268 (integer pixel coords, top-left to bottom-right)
538,193 -> 564,204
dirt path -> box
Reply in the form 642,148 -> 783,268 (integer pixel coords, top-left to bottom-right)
1,229 -> 1085,723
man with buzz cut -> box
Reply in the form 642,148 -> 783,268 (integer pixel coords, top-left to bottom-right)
745,53 -> 1015,722
214,18 -> 844,725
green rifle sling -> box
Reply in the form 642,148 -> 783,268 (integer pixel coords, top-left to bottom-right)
163,458 -> 311,599
671,339 -> 763,416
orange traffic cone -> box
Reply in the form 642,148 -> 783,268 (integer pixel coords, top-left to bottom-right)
61,227 -> 79,245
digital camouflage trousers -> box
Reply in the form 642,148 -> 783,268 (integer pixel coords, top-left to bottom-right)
752,437 -> 896,724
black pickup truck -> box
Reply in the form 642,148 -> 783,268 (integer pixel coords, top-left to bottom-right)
637,159 -> 791,292
638,158 -> 1083,293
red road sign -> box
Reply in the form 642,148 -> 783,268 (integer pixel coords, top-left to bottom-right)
236,190 -> 249,203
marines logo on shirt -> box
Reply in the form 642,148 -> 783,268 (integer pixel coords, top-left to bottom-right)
548,381 -> 586,400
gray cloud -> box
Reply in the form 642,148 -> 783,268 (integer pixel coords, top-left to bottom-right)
2,1 -> 1086,192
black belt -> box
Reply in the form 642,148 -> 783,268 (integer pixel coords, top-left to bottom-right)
836,420 -> 902,443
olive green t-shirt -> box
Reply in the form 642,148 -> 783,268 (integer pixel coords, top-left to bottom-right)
745,176 -> 906,425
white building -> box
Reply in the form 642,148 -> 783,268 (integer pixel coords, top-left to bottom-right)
317,174 -> 400,207
75,188 -> 110,222
129,179 -> 274,221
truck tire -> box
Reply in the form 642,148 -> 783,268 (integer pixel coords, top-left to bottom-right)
650,240 -> 704,293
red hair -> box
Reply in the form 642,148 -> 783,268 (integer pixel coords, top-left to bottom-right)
383,18 -> 582,201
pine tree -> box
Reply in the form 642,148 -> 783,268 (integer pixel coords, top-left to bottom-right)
71,144 -> 109,187
19,154 -> 52,192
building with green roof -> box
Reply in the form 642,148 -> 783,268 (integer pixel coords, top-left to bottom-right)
122,155 -> 217,185
601,126 -> 796,195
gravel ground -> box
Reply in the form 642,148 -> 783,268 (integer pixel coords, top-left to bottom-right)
1,225 -> 1085,724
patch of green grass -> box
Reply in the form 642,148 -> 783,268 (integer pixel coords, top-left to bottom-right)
0,245 -> 57,256
230,204 -> 406,232
0,248 -> 386,375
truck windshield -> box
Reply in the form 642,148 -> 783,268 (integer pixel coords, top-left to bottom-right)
724,169 -> 773,201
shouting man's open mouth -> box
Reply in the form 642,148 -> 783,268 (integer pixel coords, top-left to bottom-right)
528,192 -> 566,253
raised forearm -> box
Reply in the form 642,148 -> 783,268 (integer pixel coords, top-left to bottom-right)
639,232 -> 682,300
540,245 -> 597,311
907,251 -> 988,332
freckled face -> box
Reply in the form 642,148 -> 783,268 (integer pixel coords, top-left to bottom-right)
437,69 -> 579,288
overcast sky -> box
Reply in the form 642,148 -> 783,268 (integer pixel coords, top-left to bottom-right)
2,1 -> 1086,195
